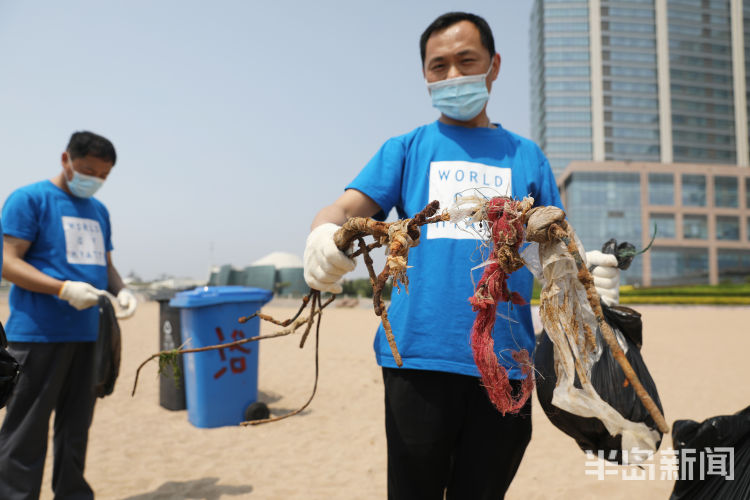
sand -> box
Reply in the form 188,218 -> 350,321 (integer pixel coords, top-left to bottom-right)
0,299 -> 748,499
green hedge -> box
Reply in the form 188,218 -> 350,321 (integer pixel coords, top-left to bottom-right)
530,281 -> 750,305
620,283 -> 750,297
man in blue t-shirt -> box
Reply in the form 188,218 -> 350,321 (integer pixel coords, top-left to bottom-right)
304,12 -> 623,499
0,131 -> 137,499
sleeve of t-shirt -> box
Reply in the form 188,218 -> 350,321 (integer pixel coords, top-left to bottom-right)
97,202 -> 114,253
1,188 -> 39,242
532,150 -> 564,211
346,137 -> 406,221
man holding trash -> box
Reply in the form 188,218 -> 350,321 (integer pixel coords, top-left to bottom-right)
0,131 -> 137,499
303,12 -> 620,499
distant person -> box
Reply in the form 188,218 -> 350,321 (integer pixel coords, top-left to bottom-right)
303,12 -> 620,499
0,131 -> 137,499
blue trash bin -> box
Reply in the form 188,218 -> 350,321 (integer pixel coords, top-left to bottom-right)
170,286 -> 273,428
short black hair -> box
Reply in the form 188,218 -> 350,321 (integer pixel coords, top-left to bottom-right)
420,12 -> 496,65
66,131 -> 117,165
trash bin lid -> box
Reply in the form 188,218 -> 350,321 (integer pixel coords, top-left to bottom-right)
169,286 -> 273,308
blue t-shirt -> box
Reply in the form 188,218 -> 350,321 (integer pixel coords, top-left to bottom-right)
1,180 -> 113,342
347,121 -> 563,378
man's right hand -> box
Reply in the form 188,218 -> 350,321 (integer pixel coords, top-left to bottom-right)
303,223 -> 357,294
58,281 -> 105,310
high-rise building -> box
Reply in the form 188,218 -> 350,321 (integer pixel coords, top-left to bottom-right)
530,0 -> 750,285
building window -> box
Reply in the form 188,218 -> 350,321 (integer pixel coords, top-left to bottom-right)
611,127 -> 659,140
545,66 -> 591,77
544,51 -> 590,62
545,7 -> 589,17
544,22 -> 589,32
611,111 -> 658,124
608,7 -> 654,19
564,171 -> 642,285
609,22 -> 655,34
650,247 -> 709,285
718,250 -> 750,283
546,141 -> 593,154
611,96 -> 658,108
608,36 -> 656,49
608,51 -> 657,64
649,213 -> 675,238
611,142 -> 660,155
547,126 -> 591,137
611,81 -> 657,93
746,178 -> 750,209
546,81 -> 591,91
546,96 -> 592,107
649,173 -> 674,205
544,36 -> 590,47
716,216 -> 740,241
682,174 -> 706,206
683,214 -> 708,239
610,66 -> 657,78
548,111 -> 592,122
714,176 -> 738,208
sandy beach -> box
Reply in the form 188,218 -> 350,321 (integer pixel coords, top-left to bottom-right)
0,299 -> 748,499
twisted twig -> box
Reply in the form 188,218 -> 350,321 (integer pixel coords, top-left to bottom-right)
330,200 -> 449,367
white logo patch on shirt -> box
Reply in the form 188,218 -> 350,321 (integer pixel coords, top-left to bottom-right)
62,216 -> 106,265
427,161 -> 512,240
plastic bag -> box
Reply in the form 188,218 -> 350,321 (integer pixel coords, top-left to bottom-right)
670,405 -> 750,499
94,295 -> 121,398
535,303 -> 664,464
0,321 -> 20,409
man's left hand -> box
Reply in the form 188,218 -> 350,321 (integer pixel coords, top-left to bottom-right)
585,250 -> 620,306
116,289 -> 137,319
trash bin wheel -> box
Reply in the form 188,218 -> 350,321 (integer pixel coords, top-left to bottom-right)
244,401 -> 270,421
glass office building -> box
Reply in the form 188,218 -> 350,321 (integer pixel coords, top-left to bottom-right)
559,162 -> 750,285
531,0 -> 750,285
530,0 -> 594,175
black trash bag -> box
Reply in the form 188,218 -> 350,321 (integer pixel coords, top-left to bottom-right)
0,321 -> 20,409
94,295 -> 121,398
601,238 -> 637,271
670,405 -> 750,500
535,303 -> 663,464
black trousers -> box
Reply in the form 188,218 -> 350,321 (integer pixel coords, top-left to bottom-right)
383,367 -> 532,500
0,342 -> 97,500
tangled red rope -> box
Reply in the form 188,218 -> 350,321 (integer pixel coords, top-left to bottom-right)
468,197 -> 534,415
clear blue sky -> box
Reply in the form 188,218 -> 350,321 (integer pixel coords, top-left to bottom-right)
0,1 -> 533,281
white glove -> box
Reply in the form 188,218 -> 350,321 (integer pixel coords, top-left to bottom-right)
58,281 -> 105,310
303,223 -> 357,294
585,250 -> 620,306
116,288 -> 137,319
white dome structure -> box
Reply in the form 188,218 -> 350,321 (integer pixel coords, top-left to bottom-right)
251,252 -> 303,270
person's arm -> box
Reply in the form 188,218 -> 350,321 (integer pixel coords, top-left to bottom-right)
305,189 -> 382,293
310,189 -> 382,229
2,235 -> 63,295
2,234 -> 105,310
107,252 -> 137,317
106,252 -> 125,295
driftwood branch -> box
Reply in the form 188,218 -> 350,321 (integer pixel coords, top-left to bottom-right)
329,200 -> 449,367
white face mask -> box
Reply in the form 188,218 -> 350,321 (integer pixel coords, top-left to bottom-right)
426,61 -> 493,121
66,161 -> 105,198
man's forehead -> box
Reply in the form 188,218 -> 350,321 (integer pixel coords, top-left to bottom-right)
424,21 -> 484,59
72,155 -> 114,169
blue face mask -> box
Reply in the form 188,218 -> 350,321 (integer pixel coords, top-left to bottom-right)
426,62 -> 493,121
66,168 -> 104,198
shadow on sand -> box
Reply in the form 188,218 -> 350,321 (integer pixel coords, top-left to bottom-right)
122,477 -> 252,500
